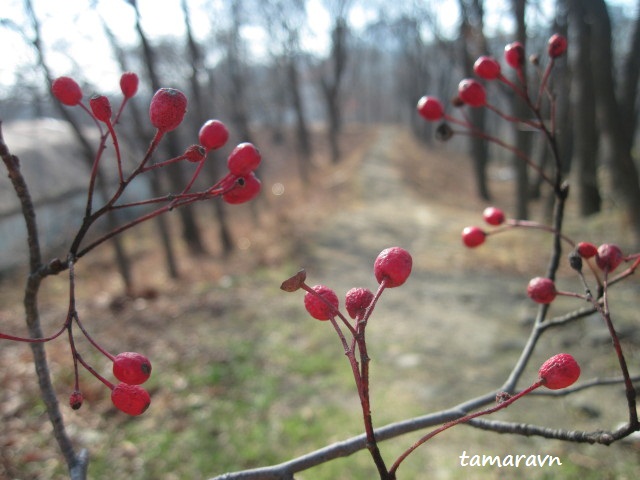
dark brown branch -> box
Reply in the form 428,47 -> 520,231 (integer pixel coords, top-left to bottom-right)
1,121 -> 88,479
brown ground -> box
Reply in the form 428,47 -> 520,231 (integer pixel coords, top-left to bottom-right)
0,124 -> 639,479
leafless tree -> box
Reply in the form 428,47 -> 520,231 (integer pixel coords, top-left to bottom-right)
568,0 -> 602,216
179,0 -> 234,253
320,0 -> 352,163
126,0 -> 207,258
458,0 -> 491,200
96,1 -> 181,278
260,0 -> 314,183
575,0 -> 640,247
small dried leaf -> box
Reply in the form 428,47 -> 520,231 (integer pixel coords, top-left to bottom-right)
280,269 -> 307,292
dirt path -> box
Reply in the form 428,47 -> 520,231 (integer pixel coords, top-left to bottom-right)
307,125 -> 530,388
295,125 -> 639,477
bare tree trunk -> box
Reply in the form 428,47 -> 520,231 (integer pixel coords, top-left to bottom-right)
1,125 -> 89,479
586,0 -> 640,246
458,0 -> 491,201
568,0 -> 601,216
98,9 -> 180,279
511,0 -> 531,220
130,0 -> 206,257
227,0 -> 255,145
321,8 -> 349,164
288,57 -> 313,183
180,0 -> 234,255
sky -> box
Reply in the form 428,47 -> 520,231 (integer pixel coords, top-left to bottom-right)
0,0 -> 637,93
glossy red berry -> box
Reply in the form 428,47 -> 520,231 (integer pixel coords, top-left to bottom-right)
89,95 -> 112,122
199,119 -> 229,151
482,206 -> 505,226
547,34 -> 567,58
227,142 -> 261,176
304,285 -> 339,321
222,173 -> 261,204
576,242 -> 598,259
473,56 -> 501,80
595,243 -> 624,273
113,352 -> 152,385
458,79 -> 486,107
52,76 -> 83,106
527,277 -> 557,304
119,72 -> 139,98
374,247 -> 413,288
538,353 -> 580,390
111,383 -> 151,416
69,390 -> 83,410
149,88 -> 188,132
345,287 -> 374,319
462,226 -> 486,248
417,96 -> 444,121
504,41 -> 526,69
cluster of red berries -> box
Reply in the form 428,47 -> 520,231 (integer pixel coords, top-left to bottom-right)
284,247 -> 412,326
20,72 -> 266,416
417,33 -> 568,124
526,242 -> 630,305
70,351 -> 153,415
461,206 -> 506,248
51,74 -> 262,205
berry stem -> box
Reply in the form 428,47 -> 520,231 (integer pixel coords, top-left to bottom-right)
497,219 -> 575,246
497,74 -> 527,99
0,324 -> 66,343
139,152 -> 190,172
168,158 -> 207,208
484,102 -> 543,130
104,119 -> 124,183
535,60 -> 555,112
389,382 -> 543,477
75,351 -> 114,390
589,274 -> 638,426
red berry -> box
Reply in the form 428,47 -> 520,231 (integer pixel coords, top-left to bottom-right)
149,88 -> 188,132
227,142 -> 261,176
473,56 -> 501,80
527,277 -> 557,304
222,173 -> 261,204
183,144 -> 206,163
547,34 -> 567,58
538,353 -> 580,390
374,247 -> 412,288
458,79 -> 486,107
345,287 -> 374,319
482,206 -> 505,226
52,76 -> 83,106
89,95 -> 112,122
595,243 -> 624,273
69,390 -> 83,410
111,383 -> 151,416
199,119 -> 229,151
576,242 -> 598,259
119,72 -> 139,98
304,285 -> 339,321
462,226 -> 486,248
504,41 -> 525,69
113,352 -> 152,385
417,96 -> 444,121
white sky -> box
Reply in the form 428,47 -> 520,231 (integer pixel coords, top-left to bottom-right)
0,0 -> 636,92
